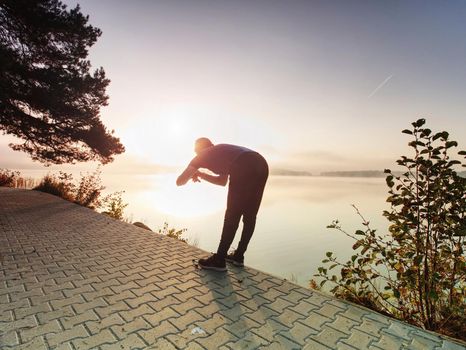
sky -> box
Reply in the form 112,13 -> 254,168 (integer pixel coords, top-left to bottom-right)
1,0 -> 466,175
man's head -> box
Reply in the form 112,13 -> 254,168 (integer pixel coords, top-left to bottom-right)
194,137 -> 214,155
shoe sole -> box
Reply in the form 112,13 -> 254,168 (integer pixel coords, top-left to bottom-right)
197,263 -> 227,272
225,258 -> 244,267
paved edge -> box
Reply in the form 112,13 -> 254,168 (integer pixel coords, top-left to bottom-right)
1,187 -> 465,350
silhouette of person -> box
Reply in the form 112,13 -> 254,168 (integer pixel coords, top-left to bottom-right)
177,138 -> 269,271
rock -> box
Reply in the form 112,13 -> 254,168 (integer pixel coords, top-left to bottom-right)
132,222 -> 152,231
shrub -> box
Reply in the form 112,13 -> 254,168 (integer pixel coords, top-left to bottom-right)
313,119 -> 465,340
74,167 -> 104,209
34,168 -> 107,210
34,172 -> 75,200
157,222 -> 188,243
101,191 -> 128,220
0,169 -> 36,188
12,176 -> 37,189
0,169 -> 20,187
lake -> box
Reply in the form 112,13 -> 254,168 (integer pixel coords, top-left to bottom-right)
103,174 -> 390,287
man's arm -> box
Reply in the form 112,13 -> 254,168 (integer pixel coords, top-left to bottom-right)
176,166 -> 198,186
198,171 -> 228,186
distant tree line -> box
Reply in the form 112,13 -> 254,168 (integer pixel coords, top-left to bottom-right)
320,170 -> 386,178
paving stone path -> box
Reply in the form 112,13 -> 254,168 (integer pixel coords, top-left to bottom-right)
0,187 -> 464,350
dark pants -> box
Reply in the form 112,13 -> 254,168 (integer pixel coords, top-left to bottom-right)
216,152 -> 269,258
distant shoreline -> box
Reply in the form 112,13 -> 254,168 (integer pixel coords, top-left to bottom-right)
319,170 -> 387,178
271,169 -> 466,178
270,169 -> 387,178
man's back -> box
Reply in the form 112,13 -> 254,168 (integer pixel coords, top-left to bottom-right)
189,143 -> 255,175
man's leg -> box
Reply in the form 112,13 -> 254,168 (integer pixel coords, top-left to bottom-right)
216,208 -> 242,258
235,164 -> 268,257
235,216 -> 256,258
235,181 -> 265,257
216,181 -> 243,258
198,186 -> 241,271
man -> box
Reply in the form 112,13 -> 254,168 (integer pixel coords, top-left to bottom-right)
177,138 -> 269,271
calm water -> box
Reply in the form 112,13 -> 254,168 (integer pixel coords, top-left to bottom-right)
104,174 -> 390,287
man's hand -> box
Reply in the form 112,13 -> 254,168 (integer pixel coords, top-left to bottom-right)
177,167 -> 227,187
176,166 -> 198,186
191,171 -> 202,183
197,172 -> 228,187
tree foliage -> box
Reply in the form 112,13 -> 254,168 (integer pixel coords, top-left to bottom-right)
0,0 -> 124,164
314,119 -> 465,339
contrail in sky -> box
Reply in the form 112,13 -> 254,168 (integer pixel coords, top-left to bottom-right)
368,75 -> 393,98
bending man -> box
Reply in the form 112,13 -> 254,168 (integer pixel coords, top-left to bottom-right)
176,138 -> 269,271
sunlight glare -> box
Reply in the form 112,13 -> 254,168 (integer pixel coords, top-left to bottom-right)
138,174 -> 226,218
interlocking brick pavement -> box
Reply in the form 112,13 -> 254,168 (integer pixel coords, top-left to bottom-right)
1,188 -> 465,349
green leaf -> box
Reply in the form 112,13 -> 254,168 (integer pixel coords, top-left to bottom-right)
459,150 -> 466,155
341,268 -> 351,279
386,176 -> 395,187
355,230 -> 365,236
352,240 -> 363,250
402,129 -> 413,135
429,290 -> 439,301
412,119 -> 426,128
382,293 -> 391,300
326,251 -> 333,258
421,128 -> 432,136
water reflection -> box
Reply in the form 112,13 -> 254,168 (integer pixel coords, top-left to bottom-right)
107,175 -> 390,287
136,174 -> 226,217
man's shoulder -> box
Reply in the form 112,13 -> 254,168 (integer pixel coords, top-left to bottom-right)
215,144 -> 253,152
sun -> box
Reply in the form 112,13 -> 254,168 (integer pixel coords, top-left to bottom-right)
167,118 -> 186,135
123,117 -> 197,167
